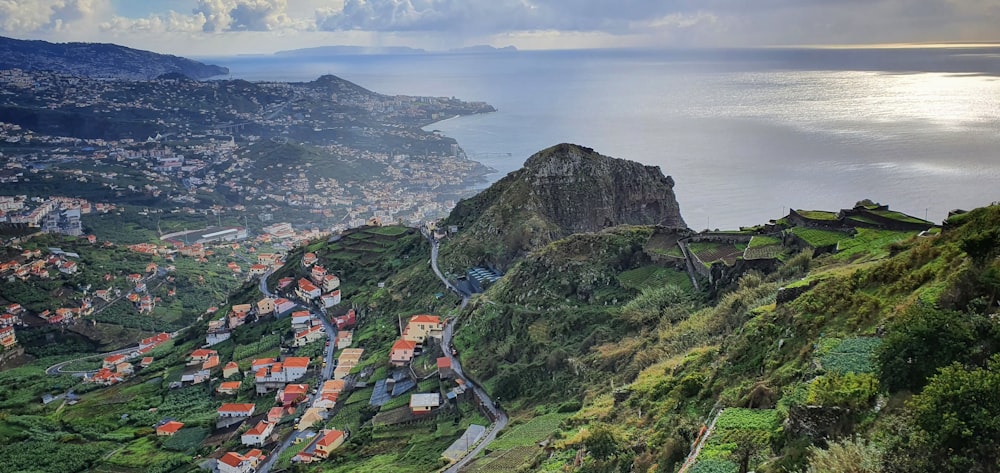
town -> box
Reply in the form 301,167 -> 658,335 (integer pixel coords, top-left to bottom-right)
0,67 -> 497,240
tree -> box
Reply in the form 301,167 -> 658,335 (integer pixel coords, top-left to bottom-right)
885,356 -> 1000,472
876,304 -> 976,393
585,424 -> 620,461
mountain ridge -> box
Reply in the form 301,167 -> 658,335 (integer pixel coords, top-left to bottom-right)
0,36 -> 228,80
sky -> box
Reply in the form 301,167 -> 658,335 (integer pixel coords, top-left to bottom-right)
0,0 -> 998,56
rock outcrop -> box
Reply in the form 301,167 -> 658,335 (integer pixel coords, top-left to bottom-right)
444,143 -> 687,268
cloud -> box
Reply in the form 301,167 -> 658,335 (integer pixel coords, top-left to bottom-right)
0,0 -> 109,33
194,0 -> 296,32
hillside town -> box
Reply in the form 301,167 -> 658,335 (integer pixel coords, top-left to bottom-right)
0,68 -> 496,235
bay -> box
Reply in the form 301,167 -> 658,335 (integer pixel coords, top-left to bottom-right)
206,48 -> 1000,229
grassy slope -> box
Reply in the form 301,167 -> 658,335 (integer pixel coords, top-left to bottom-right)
447,204 -> 1000,473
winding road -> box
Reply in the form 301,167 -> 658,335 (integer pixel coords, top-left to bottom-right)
426,232 -> 509,472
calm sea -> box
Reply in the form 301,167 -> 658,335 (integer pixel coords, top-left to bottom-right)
205,48 -> 1000,229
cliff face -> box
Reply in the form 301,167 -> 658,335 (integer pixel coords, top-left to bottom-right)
521,143 -> 686,232
444,143 -> 687,268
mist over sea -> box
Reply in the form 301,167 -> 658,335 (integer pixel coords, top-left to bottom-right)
208,48 -> 1000,230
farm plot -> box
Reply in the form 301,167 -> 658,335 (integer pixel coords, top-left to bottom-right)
466,446 -> 541,473
688,242 -> 744,267
489,413 -> 569,449
693,408 -> 781,473
817,337 -> 882,374
789,227 -> 850,249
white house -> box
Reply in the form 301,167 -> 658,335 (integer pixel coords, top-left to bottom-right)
241,420 -> 275,447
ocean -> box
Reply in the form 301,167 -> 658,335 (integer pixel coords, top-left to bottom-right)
206,48 -> 1000,230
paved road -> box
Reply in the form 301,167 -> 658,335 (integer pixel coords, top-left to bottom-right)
441,318 -> 508,473
259,268 -> 275,297
426,232 -> 509,472
316,306 -> 338,380
45,344 -> 143,375
257,429 -> 311,473
257,311 -> 334,472
45,269 -> 175,376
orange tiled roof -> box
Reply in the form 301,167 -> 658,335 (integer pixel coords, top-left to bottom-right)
283,357 -> 309,368
409,314 -> 441,324
157,421 -> 184,434
392,339 -> 417,351
316,429 -> 344,447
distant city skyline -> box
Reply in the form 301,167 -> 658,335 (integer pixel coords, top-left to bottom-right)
1,0 -> 999,56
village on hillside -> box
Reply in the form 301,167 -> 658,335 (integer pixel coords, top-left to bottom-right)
36,237 -> 493,473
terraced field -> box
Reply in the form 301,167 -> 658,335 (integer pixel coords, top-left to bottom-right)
463,446 -> 541,473
688,242 -> 745,267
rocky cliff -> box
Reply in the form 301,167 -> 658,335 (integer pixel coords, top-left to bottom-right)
0,36 -> 228,80
444,143 -> 686,268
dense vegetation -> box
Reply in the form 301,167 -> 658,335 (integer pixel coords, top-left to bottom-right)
441,203 -> 1000,472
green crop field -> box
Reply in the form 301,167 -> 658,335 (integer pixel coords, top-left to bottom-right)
796,210 -> 838,220
818,337 -> 882,374
790,227 -> 850,248
835,228 -> 917,261
490,413 -> 569,449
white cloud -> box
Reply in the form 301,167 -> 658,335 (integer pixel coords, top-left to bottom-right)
4,0 -> 1000,55
195,0 -> 298,32
0,0 -> 110,33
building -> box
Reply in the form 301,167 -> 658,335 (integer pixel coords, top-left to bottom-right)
241,420 -> 275,447
218,449 -> 265,473
217,381 -> 242,395
334,348 -> 364,380
322,274 -> 340,292
437,357 -> 454,379
218,403 -> 256,418
290,310 -> 312,327
409,393 -> 441,415
314,429 -> 346,458
283,357 -> 310,380
249,264 -> 268,277
296,278 -> 321,300
310,265 -> 327,283
293,325 -> 325,347
390,339 -> 418,367
188,349 -> 217,365
139,333 -> 170,351
334,330 -> 353,350
332,309 -> 356,330
41,208 -> 82,236
193,226 -> 248,244
263,222 -> 295,239
321,290 -> 341,308
402,314 -> 443,344
155,421 -> 184,437
1,326 -> 17,349
256,297 -> 276,316
103,354 -> 127,369
267,406 -> 290,424
223,361 -> 240,378
301,252 -> 318,267
274,298 -> 297,315
277,383 -> 309,407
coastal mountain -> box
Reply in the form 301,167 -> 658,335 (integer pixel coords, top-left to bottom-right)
443,143 -> 687,268
0,36 -> 228,80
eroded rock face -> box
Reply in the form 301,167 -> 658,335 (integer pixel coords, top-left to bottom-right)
521,143 -> 686,233
445,143 -> 687,267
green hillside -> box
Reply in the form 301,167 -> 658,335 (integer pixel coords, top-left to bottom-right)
436,203 -> 1000,473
